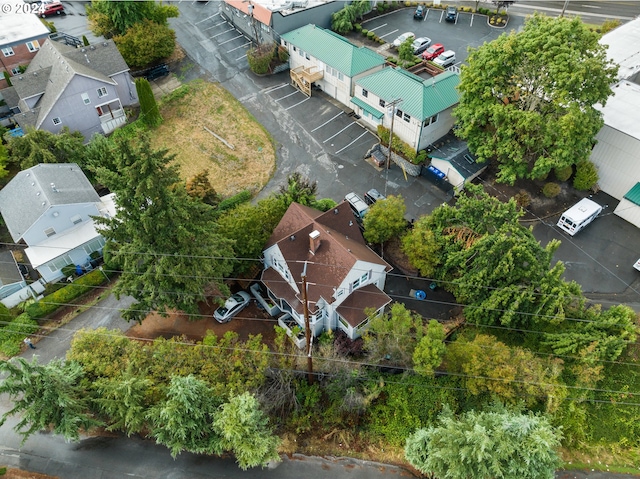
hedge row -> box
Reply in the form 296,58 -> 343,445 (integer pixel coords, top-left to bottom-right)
25,269 -> 111,322
217,189 -> 252,212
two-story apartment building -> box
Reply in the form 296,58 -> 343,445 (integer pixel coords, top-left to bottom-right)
0,13 -> 50,89
0,163 -> 115,283
352,68 -> 461,152
260,201 -> 392,340
2,39 -> 137,141
280,24 -> 386,102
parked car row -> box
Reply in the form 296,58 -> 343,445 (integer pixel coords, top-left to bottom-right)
392,30 -> 456,68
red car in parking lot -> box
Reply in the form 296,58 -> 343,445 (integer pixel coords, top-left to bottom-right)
422,43 -> 445,61
40,2 -> 65,17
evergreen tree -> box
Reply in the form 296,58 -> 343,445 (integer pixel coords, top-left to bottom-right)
135,77 -> 162,127
92,134 -> 235,322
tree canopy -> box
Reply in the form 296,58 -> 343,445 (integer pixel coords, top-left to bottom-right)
87,0 -> 179,37
454,14 -> 618,184
405,406 -> 562,479
7,127 -> 85,170
115,20 -> 176,69
92,134 -> 235,322
363,195 -> 407,245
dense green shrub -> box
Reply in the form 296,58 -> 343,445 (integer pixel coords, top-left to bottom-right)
246,45 -> 273,75
217,189 -> 252,212
367,31 -> 376,39
542,182 -> 561,198
25,269 -> 110,321
377,125 -> 418,163
361,29 -> 369,36
514,190 -> 531,208
354,23 -> 362,32
313,198 -> 338,211
573,161 -> 599,191
554,165 -> 573,182
0,313 -> 38,357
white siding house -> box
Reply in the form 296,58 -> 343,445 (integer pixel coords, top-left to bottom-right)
260,202 -> 392,341
0,164 -> 115,283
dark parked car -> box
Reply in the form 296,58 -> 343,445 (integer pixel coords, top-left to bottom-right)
445,6 -> 457,22
145,64 -> 170,81
364,188 -> 386,206
414,5 -> 425,19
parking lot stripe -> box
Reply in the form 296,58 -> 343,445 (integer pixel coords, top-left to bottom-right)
275,91 -> 300,101
236,54 -> 248,61
379,28 -> 399,39
335,131 -> 369,155
310,111 -> 343,132
470,13 -> 474,27
195,13 -> 219,24
210,28 -> 234,38
285,97 -> 310,110
262,83 -> 289,94
227,42 -> 251,53
368,23 -> 387,32
219,34 -> 243,45
438,10 -> 444,22
323,123 -> 354,144
203,20 -> 227,31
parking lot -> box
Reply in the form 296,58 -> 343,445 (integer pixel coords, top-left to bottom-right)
363,6 -> 525,66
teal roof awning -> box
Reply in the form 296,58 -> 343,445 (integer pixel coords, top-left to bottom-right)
351,97 -> 384,119
624,182 -> 640,206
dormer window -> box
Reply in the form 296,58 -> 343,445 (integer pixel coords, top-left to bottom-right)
44,227 -> 56,237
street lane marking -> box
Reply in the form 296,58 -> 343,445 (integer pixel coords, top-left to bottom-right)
323,123 -> 354,143
311,111 -> 343,132
335,131 -> 368,154
285,97 -> 310,110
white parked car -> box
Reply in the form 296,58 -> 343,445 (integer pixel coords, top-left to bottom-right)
412,37 -> 432,55
393,32 -> 415,48
433,50 -> 456,68
213,291 -> 251,323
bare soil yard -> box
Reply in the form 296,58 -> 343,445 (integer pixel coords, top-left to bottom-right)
149,80 -> 276,197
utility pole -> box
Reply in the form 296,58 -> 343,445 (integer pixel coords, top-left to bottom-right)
301,263 -> 313,385
386,98 -> 403,169
247,3 -> 260,47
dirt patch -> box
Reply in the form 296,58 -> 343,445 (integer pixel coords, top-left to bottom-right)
2,469 -> 58,479
149,80 -> 276,197
126,299 -> 277,346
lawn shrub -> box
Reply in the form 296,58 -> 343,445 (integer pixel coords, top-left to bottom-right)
542,182 -> 561,198
217,189 -> 252,212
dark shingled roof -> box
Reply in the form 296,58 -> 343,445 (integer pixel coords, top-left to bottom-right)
336,283 -> 391,328
262,202 -> 391,317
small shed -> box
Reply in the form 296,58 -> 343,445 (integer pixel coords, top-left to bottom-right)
427,133 -> 487,191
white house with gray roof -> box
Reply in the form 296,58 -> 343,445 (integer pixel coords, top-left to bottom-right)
0,163 -> 115,283
280,24 -> 386,104
3,38 -> 137,142
352,68 -> 461,152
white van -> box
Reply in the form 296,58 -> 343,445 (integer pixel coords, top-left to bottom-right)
345,192 -> 369,221
557,198 -> 603,236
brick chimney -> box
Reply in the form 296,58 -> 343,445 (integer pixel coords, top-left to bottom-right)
309,230 -> 321,254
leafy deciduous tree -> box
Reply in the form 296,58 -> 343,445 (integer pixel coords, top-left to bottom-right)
331,6 -> 356,34
454,14 -> 618,184
7,127 -> 85,169
398,36 -> 415,62
276,172 -> 318,208
87,0 -> 178,37
186,169 -> 220,206
405,406 -> 562,479
114,19 -> 176,68
412,320 -> 446,376
363,195 -> 407,245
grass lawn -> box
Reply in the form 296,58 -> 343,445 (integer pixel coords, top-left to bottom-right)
149,79 -> 276,197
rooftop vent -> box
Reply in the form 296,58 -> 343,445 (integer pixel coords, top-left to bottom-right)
102,42 -> 108,47
81,48 -> 86,53
334,209 -> 339,214
50,183 -> 58,193
289,235 -> 296,241
90,45 -> 95,50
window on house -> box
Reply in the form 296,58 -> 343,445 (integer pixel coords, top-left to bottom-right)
293,46 -> 297,52
305,52 -> 310,60
70,215 -> 83,225
298,49 -> 303,57
404,112 -> 410,122
336,288 -> 344,298
44,227 -> 56,237
360,272 -> 369,283
52,117 -> 61,125
26,41 -> 39,52
10,67 -> 21,75
83,237 -> 105,254
338,316 -> 349,330
362,89 -> 368,98
337,72 -> 344,81
2,47 -> 14,57
379,99 -> 385,108
396,108 -> 403,118
353,277 -> 361,289
81,93 -> 90,105
97,87 -> 108,98
48,254 -> 72,273
423,114 -> 438,127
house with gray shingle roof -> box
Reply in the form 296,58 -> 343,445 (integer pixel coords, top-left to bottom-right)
280,24 -> 386,104
260,201 -> 392,342
0,163 -> 116,283
352,68 -> 461,152
3,38 -> 137,142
